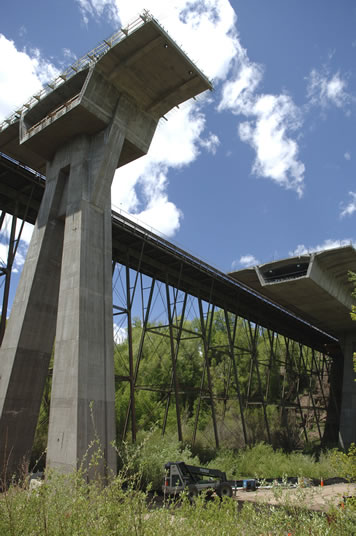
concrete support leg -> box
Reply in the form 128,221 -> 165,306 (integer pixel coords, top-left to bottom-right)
0,171 -> 65,476
46,125 -> 125,478
339,331 -> 356,448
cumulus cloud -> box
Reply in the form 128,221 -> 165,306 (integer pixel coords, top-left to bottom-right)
112,100 -> 207,236
0,34 -> 58,121
218,40 -> 305,196
219,55 -> 263,114
238,95 -> 304,196
307,69 -> 350,110
344,152 -> 351,161
289,238 -> 354,257
340,191 -> 356,218
231,254 -> 260,270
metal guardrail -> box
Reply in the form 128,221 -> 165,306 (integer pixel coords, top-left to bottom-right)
0,151 -> 45,181
0,14 -> 149,133
111,209 -> 338,344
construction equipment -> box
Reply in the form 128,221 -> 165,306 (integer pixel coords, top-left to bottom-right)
163,461 -> 233,500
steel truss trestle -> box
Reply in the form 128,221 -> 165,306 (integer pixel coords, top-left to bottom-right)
112,261 -> 340,449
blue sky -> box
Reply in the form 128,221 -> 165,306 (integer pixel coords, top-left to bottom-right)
1,0 -> 356,302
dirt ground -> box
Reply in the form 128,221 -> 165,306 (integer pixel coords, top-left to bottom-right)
233,482 -> 356,512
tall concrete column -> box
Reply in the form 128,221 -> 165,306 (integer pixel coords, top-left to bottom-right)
339,330 -> 356,448
46,116 -> 125,476
0,167 -> 66,475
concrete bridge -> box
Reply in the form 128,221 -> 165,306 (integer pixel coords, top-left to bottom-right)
0,14 -> 354,479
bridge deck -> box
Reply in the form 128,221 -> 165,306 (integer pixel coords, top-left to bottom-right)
0,151 -> 337,352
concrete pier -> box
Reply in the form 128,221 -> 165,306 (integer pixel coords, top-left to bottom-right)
0,16 -> 212,477
339,331 -> 356,447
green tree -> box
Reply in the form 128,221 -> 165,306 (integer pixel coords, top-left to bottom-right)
349,271 -> 356,378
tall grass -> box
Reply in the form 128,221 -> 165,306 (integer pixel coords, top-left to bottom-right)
2,433 -> 355,535
1,468 -> 355,536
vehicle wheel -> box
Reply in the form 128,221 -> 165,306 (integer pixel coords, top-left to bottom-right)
217,483 -> 233,499
205,489 -> 214,500
188,485 -> 199,503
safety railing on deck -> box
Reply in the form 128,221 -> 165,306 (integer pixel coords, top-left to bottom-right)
0,13 -> 150,133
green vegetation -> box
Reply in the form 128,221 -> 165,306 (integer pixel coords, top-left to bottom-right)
349,270 -> 356,378
117,431 -> 348,487
20,296 -> 354,533
112,311 -> 330,453
330,443 -> 356,483
207,442 -> 337,480
350,271 -> 356,322
1,440 -> 356,536
3,432 -> 356,535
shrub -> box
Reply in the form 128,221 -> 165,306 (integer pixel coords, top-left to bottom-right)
207,442 -> 338,480
330,443 -> 356,482
116,428 -> 199,490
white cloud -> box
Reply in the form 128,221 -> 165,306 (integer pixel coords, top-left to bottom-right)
344,152 -> 351,161
289,238 -> 354,257
0,34 -> 58,121
239,95 -> 305,197
199,132 -> 220,155
340,191 -> 356,218
112,100 -> 207,236
134,195 -> 183,237
76,0 -> 119,25
231,254 -> 259,270
0,242 -> 8,267
77,0 -> 305,224
113,323 -> 127,344
219,55 -> 263,114
0,216 -> 33,273
307,69 -> 350,110
218,40 -> 305,196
